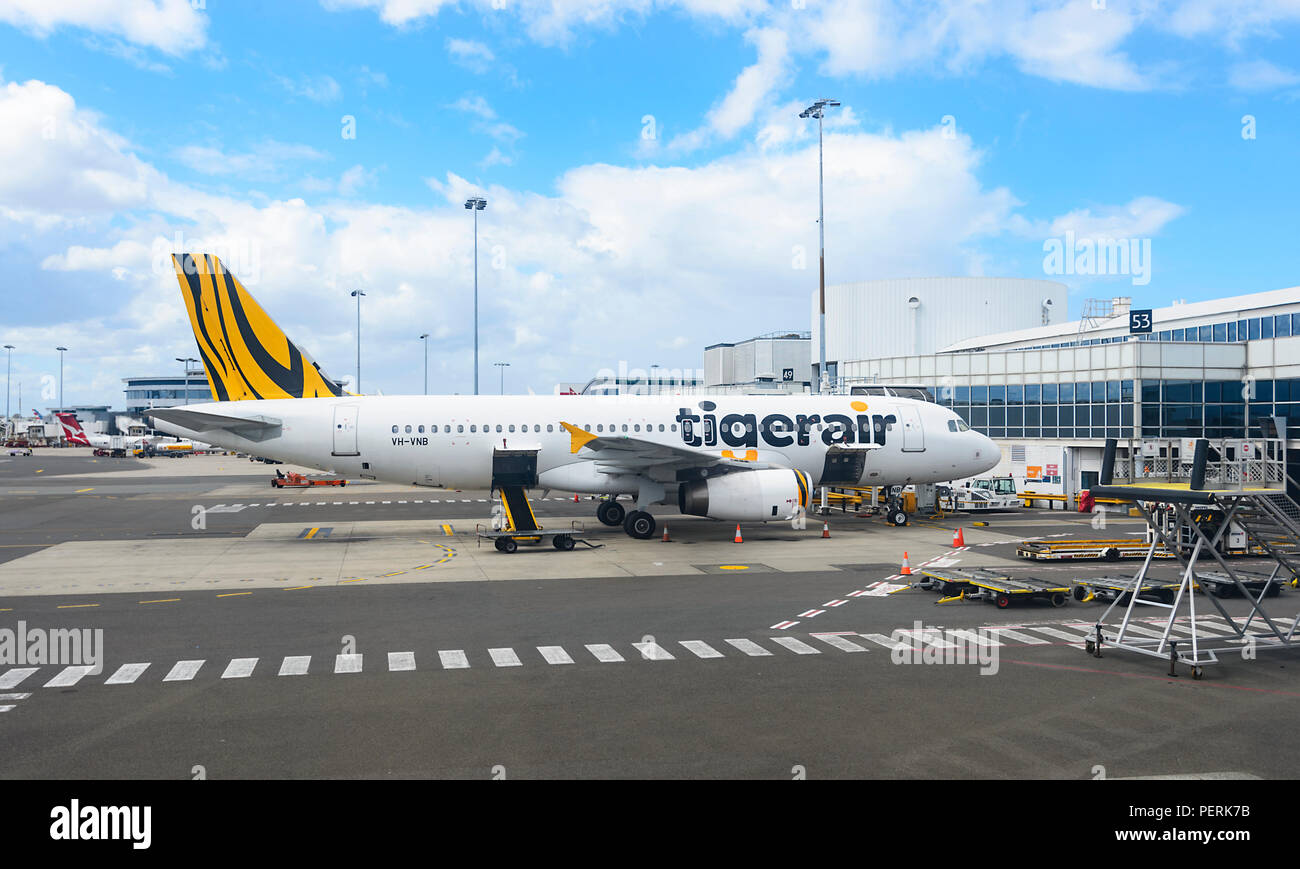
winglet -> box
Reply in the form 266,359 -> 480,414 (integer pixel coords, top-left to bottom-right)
560,421 -> 598,454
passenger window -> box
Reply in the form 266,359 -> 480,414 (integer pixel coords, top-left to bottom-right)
634,424 -> 641,432
470,425 -> 477,433
671,424 -> 677,432
405,425 -> 412,434
584,424 -> 591,432
622,424 -> 628,432
547,424 -> 554,432
456,425 -> 463,433
496,425 -> 502,433
418,425 -> 425,433
508,425 -> 515,432
658,424 -> 664,432
597,424 -> 604,432
391,425 -> 398,434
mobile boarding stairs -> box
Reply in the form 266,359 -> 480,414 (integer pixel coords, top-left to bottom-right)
1088,436 -> 1300,678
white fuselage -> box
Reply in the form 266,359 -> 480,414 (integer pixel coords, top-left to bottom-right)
153,394 -> 999,500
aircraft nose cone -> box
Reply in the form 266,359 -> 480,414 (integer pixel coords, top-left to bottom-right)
974,434 -> 999,471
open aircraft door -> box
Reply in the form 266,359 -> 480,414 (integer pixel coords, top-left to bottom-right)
898,404 -> 925,452
332,405 -> 359,456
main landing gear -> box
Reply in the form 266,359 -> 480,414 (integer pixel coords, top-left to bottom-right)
596,499 -> 625,527
623,510 -> 656,540
594,498 -> 656,539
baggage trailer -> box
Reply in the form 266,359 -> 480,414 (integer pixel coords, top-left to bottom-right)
1070,575 -> 1183,604
1196,569 -> 1287,599
918,567 -> 1009,597
1017,538 -> 1172,562
922,567 -> 1069,609
272,471 -> 347,488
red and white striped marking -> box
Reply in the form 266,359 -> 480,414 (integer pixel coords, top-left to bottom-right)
770,620 -> 800,630
824,599 -> 848,608
798,609 -> 825,618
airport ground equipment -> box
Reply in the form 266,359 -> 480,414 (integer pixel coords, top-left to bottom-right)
1070,575 -> 1183,604
825,485 -> 912,524
271,472 -> 347,488
1145,502 -> 1263,558
1196,569 -> 1286,599
476,485 -> 593,553
919,566 -> 1007,595
945,476 -> 1021,512
1017,538 -> 1173,562
1084,436 -> 1300,678
920,566 -> 1069,608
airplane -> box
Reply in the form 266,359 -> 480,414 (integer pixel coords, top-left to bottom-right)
56,412 -> 209,455
149,253 -> 1000,537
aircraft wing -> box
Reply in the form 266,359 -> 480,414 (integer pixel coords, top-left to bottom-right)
558,421 -> 878,474
146,408 -> 282,441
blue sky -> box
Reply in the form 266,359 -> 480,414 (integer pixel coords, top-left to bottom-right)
1,0 -> 1298,407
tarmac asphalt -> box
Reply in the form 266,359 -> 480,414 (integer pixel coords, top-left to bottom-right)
2,451 -> 1298,779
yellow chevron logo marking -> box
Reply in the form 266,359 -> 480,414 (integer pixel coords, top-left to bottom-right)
560,421 -> 598,454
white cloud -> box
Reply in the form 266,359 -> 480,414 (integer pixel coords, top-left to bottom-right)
449,94 -> 496,120
173,140 -> 328,178
447,38 -> 495,73
450,95 -> 525,144
5,76 -> 1175,401
1035,196 -> 1187,240
480,147 -> 513,169
1228,58 -> 1300,90
323,0 -> 1300,94
0,0 -> 208,55
668,26 -> 791,152
337,164 -> 378,195
0,79 -> 158,225
275,73 -> 342,103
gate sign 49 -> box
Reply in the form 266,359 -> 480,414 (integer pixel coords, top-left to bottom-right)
1129,309 -> 1153,334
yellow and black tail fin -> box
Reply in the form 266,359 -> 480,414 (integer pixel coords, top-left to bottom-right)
172,253 -> 345,401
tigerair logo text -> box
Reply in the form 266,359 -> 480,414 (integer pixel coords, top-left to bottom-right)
676,400 -> 895,449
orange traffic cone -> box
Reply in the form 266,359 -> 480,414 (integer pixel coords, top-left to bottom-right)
952,527 -> 965,547
662,525 -> 671,542
822,522 -> 831,539
900,552 -> 912,575
734,524 -> 743,544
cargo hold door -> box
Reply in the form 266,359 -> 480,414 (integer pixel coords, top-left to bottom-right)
332,405 -> 359,456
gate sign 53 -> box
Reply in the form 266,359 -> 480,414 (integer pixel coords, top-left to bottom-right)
1129,309 -> 1153,334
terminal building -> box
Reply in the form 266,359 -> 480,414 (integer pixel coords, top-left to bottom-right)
123,366 -> 210,416
821,283 -> 1300,501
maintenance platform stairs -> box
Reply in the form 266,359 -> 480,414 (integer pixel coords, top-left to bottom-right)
1221,492 -> 1300,582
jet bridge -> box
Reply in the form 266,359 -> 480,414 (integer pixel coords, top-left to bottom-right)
1084,436 -> 1300,679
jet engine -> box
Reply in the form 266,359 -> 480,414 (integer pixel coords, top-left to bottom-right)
678,469 -> 812,522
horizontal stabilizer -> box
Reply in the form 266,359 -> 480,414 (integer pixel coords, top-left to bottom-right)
146,408 -> 282,441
